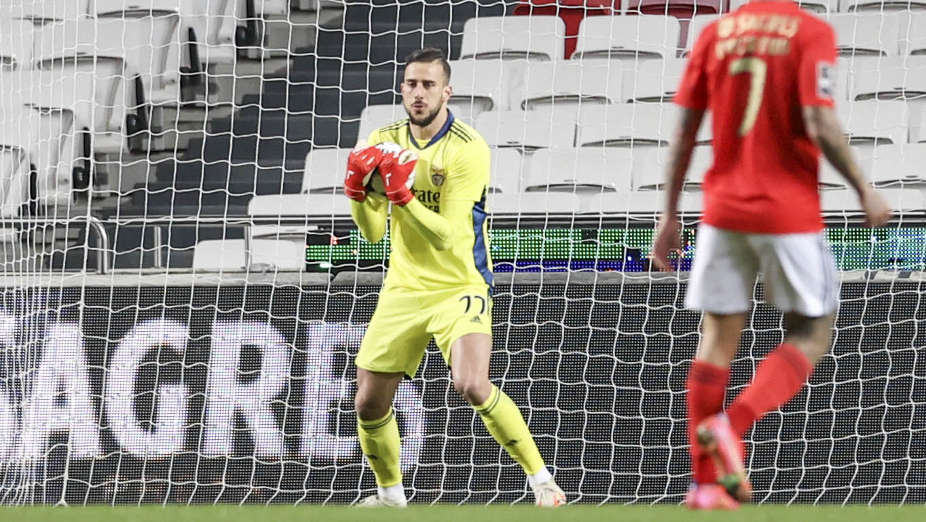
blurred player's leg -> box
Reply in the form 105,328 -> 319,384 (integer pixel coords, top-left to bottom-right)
685,312 -> 746,508
355,369 -> 407,507
450,333 -> 565,507
725,313 -> 832,437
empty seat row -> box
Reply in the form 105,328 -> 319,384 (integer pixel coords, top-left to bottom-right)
460,13 -> 926,64
357,101 -> 914,152
300,143 -> 926,197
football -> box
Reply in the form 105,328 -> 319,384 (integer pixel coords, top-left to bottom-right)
366,169 -> 387,195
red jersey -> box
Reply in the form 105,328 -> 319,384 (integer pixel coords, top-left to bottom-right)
675,1 -> 837,233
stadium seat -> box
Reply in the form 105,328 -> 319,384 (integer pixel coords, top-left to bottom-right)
625,0 -> 722,17
448,59 -> 512,119
684,14 -> 719,53
583,190 -> 703,214
248,193 -> 352,217
572,15 -> 681,61
830,14 -> 902,57
729,0 -> 838,12
821,187 -> 926,212
0,0 -> 91,21
357,104 -> 408,145
0,116 -> 33,218
901,12 -> 926,55
91,4 -> 183,106
476,109 -> 578,149
839,101 -> 910,146
511,0 -> 618,58
25,64 -> 141,155
0,18 -> 35,70
848,56 -> 926,101
178,0 -> 238,66
193,239 -> 246,270
623,58 -> 684,103
518,60 -> 623,110
302,149 -> 351,194
192,239 -> 304,271
844,0 -> 926,11
577,103 -> 679,147
632,146 -> 712,190
487,192 -> 582,214
858,144 -> 926,187
459,15 -> 567,61
489,148 -> 524,193
525,148 -> 633,192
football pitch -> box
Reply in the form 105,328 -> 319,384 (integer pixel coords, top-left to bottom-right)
4,505 -> 925,522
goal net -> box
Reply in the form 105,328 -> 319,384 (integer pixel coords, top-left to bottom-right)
0,0 -> 924,506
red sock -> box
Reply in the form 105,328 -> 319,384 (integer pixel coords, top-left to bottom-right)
726,343 -> 814,437
687,360 -> 729,484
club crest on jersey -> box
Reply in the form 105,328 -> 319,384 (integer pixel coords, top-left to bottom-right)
431,169 -> 445,186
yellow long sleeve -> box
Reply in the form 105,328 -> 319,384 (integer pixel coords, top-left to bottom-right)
350,193 -> 388,243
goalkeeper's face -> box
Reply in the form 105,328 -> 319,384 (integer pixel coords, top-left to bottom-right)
401,61 -> 452,128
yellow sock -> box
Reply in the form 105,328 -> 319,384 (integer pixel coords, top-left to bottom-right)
475,385 -> 546,475
357,408 -> 402,488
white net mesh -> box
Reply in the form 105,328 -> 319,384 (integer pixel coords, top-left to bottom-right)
0,0 -> 923,506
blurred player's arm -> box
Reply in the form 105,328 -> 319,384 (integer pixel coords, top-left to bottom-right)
392,141 -> 489,251
662,107 -> 706,216
653,25 -> 710,270
798,24 -> 891,227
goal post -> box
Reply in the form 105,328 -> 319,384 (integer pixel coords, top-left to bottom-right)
0,0 -> 923,506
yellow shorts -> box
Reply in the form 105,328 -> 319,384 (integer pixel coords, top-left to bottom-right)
356,285 -> 493,377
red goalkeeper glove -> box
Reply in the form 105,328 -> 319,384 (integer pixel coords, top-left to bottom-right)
344,144 -> 384,202
376,142 -> 418,206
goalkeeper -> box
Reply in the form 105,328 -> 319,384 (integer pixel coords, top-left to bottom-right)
343,48 -> 565,508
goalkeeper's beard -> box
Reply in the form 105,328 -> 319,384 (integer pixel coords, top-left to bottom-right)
406,104 -> 442,128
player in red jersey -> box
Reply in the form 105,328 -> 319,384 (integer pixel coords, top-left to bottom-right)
652,0 -> 892,510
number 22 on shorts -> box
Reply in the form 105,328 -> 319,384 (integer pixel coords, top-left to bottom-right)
459,294 -> 488,315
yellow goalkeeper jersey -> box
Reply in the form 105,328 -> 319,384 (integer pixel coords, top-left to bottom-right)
365,112 -> 492,291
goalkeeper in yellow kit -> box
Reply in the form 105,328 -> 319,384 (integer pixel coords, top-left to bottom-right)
343,48 -> 565,508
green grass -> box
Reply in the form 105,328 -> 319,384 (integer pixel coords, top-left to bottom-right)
3,505 -> 925,522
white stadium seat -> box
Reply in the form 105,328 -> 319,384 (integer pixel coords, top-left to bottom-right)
357,104 -> 407,145
848,57 -> 926,101
623,58 -> 685,103
577,103 -> 679,147
830,14 -> 902,57
488,192 -> 582,214
0,18 -> 35,70
0,0 -> 91,22
903,12 -> 926,56
821,187 -> 926,213
460,16 -> 566,61
302,148 -> 351,194
518,60 -> 623,110
92,4 -> 183,106
193,239 -> 304,271
448,60 -> 512,118
573,15 -> 681,61
632,146 -> 713,191
845,0 -> 926,11
249,194 -> 351,217
489,148 -> 524,193
583,190 -> 703,215
839,101 -> 909,146
525,148 -> 633,193
476,109 -> 578,150
684,15 -> 719,53
0,127 -> 32,219
178,0 -> 238,66
856,144 -> 926,188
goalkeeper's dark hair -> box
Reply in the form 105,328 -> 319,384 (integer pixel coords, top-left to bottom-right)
404,48 -> 451,82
